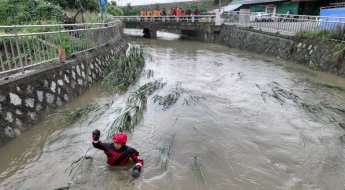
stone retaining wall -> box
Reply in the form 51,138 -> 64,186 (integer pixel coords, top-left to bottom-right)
213,25 -> 345,76
0,36 -> 127,146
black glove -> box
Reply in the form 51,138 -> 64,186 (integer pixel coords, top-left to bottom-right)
92,129 -> 100,141
132,165 -> 141,178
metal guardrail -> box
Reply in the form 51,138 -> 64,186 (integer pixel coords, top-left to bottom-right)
0,21 -> 121,75
113,13 -> 345,36
223,11 -> 345,36
111,15 -> 216,23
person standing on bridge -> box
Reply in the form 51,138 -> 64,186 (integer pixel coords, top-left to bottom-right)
162,8 -> 167,16
194,7 -> 199,15
152,8 -> 157,16
140,9 -> 146,21
92,130 -> 144,178
140,9 -> 146,16
172,7 -> 177,16
186,9 -> 192,16
193,7 -> 199,22
147,9 -> 153,21
147,9 -> 152,17
287,9 -> 293,17
153,8 -> 161,21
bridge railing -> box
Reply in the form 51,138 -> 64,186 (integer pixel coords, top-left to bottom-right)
111,15 -> 216,23
0,21 -> 121,75
223,11 -> 345,36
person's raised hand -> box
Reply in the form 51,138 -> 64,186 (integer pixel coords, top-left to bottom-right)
92,129 -> 100,141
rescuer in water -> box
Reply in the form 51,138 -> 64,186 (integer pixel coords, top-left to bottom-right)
92,130 -> 144,177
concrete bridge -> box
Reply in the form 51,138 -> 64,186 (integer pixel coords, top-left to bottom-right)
112,16 -> 221,41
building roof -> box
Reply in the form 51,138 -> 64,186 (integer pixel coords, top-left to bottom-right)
230,0 -> 287,5
209,3 -> 243,13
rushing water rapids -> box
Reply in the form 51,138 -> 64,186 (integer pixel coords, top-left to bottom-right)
1,30 -> 345,190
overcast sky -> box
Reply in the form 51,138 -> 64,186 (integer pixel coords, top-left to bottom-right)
112,0 -> 194,6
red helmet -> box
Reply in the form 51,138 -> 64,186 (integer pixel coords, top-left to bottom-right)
113,132 -> 127,144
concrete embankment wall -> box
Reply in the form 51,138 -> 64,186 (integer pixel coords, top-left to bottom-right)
0,26 -> 127,146
212,25 -> 345,76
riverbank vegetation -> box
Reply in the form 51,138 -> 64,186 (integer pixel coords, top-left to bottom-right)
0,0 -> 123,26
295,29 -> 345,73
295,27 -> 345,43
0,0 -> 62,25
295,30 -> 331,42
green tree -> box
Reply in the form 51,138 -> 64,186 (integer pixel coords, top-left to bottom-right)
36,3 -> 62,21
126,3 -> 132,10
81,0 -> 98,12
122,3 -> 137,16
107,3 -> 123,16
45,0 -> 98,11
0,0 -> 62,25
45,0 -> 71,9
110,1 -> 117,6
154,3 -> 160,10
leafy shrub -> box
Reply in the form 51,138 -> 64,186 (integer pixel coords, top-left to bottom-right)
308,60 -> 319,71
46,0 -> 98,12
62,36 -> 71,57
0,0 -> 62,25
36,3 -> 62,21
295,30 -> 331,42
329,25 -> 345,41
107,4 -> 124,16
333,44 -> 345,67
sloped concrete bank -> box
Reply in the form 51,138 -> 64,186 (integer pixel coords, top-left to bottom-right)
0,36 -> 128,146
213,25 -> 345,76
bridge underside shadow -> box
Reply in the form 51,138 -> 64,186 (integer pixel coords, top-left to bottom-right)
124,21 -> 220,41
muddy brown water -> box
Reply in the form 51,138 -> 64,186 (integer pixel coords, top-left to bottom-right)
1,30 -> 345,190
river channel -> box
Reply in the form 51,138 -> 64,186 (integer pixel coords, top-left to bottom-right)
1,30 -> 345,190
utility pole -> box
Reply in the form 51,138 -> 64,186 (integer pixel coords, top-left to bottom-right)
219,0 -> 221,11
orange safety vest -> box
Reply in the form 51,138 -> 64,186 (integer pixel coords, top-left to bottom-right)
176,9 -> 181,16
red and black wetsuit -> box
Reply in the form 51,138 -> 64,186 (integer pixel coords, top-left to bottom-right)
92,141 -> 144,168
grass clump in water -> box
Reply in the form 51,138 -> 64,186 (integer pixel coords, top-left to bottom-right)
50,101 -> 114,128
102,47 -> 145,93
158,132 -> 176,171
63,106 -> 98,123
51,104 -> 99,127
107,80 -> 166,138
65,156 -> 93,175
54,187 -> 69,190
88,101 -> 113,125
192,156 -> 207,187
153,82 -> 204,110
146,69 -> 154,79
152,90 -> 180,110
316,82 -> 345,92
